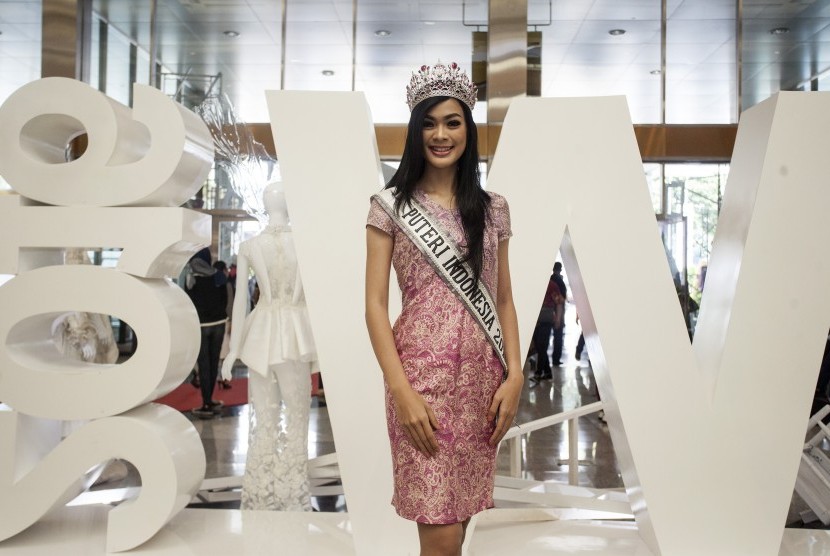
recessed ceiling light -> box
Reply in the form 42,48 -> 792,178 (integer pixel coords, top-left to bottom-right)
650,69 -> 661,75
321,69 -> 335,76
770,27 -> 789,35
608,29 -> 626,36
223,30 -> 240,37
423,21 -> 436,26
375,29 -> 391,37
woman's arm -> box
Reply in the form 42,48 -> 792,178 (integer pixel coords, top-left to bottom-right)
488,238 -> 524,446
365,225 -> 439,456
220,251 -> 250,380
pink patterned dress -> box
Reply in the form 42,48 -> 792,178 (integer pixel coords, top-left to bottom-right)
366,188 -> 512,524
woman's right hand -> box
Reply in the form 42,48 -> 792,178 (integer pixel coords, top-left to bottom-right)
391,386 -> 439,457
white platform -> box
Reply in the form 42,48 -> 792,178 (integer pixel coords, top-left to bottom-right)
0,506 -> 827,555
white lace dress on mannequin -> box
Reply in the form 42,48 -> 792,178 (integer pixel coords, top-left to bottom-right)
234,224 -> 317,511
236,225 -> 316,374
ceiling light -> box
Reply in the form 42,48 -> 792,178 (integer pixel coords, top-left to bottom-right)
770,27 -> 789,35
650,69 -> 661,75
321,70 -> 335,76
223,30 -> 240,37
423,21 -> 436,26
375,29 -> 391,37
608,29 -> 626,36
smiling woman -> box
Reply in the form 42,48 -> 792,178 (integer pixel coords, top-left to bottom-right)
364,62 -> 524,556
422,100 -> 467,172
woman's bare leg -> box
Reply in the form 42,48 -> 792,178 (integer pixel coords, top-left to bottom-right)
417,522 -> 464,556
460,518 -> 471,546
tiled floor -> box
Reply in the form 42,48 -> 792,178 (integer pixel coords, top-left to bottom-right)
5,504 -> 829,556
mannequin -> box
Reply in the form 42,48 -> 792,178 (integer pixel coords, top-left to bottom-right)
53,249 -> 119,365
221,181 -> 317,511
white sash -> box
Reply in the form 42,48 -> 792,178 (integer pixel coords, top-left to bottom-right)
373,188 -> 507,372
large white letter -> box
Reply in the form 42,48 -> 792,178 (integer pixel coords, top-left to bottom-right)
267,89 -> 830,556
265,91 -> 415,555
488,92 -> 830,555
0,78 -> 211,552
0,405 -> 204,553
0,78 -> 213,207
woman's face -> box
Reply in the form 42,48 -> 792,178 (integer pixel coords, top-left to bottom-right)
421,98 -> 467,170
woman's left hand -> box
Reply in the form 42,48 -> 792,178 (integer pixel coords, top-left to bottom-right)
487,373 -> 523,446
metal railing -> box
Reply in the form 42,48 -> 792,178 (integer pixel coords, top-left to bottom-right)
502,400 -> 603,484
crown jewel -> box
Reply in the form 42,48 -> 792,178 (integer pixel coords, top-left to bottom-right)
406,61 -> 477,112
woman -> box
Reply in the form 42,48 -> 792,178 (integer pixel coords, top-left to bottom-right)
365,62 -> 523,556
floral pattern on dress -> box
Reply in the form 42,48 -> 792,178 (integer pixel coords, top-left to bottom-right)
367,189 -> 512,524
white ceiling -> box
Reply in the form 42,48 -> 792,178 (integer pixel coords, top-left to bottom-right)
1,0 -> 829,124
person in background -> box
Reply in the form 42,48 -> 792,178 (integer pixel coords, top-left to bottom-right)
186,248 -> 231,419
532,270 -> 560,380
550,262 -> 567,366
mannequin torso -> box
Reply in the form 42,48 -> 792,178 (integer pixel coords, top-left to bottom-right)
221,183 -> 316,379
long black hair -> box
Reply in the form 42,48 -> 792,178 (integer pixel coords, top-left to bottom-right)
385,95 -> 491,285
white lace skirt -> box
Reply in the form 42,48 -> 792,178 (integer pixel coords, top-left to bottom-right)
242,360 -> 312,511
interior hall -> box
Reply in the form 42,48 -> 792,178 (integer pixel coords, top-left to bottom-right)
1,1 -> 830,555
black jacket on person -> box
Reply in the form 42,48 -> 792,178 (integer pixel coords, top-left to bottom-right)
187,275 -> 228,323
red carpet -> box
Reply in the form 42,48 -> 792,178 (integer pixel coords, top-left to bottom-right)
153,378 -> 248,412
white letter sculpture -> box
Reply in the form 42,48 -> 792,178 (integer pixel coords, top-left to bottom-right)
266,92 -> 411,554
0,78 -> 214,552
266,89 -> 830,555
489,92 -> 830,556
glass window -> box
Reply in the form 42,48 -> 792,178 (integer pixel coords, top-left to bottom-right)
643,163 -> 664,214
105,23 -> 132,105
135,46 -> 150,87
218,220 -> 263,266
0,0 -> 41,108
664,163 -> 728,302
89,16 -> 102,91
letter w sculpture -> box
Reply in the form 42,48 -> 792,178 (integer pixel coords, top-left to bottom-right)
266,90 -> 830,556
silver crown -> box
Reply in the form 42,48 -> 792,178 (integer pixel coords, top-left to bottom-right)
406,62 -> 477,112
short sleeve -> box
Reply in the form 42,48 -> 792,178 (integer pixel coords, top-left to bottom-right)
366,196 -> 394,236
489,192 -> 513,242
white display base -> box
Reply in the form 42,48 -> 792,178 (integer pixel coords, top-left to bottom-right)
0,506 -> 826,555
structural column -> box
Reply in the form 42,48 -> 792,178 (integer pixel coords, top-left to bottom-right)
486,0 -> 527,161
42,0 -> 92,81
